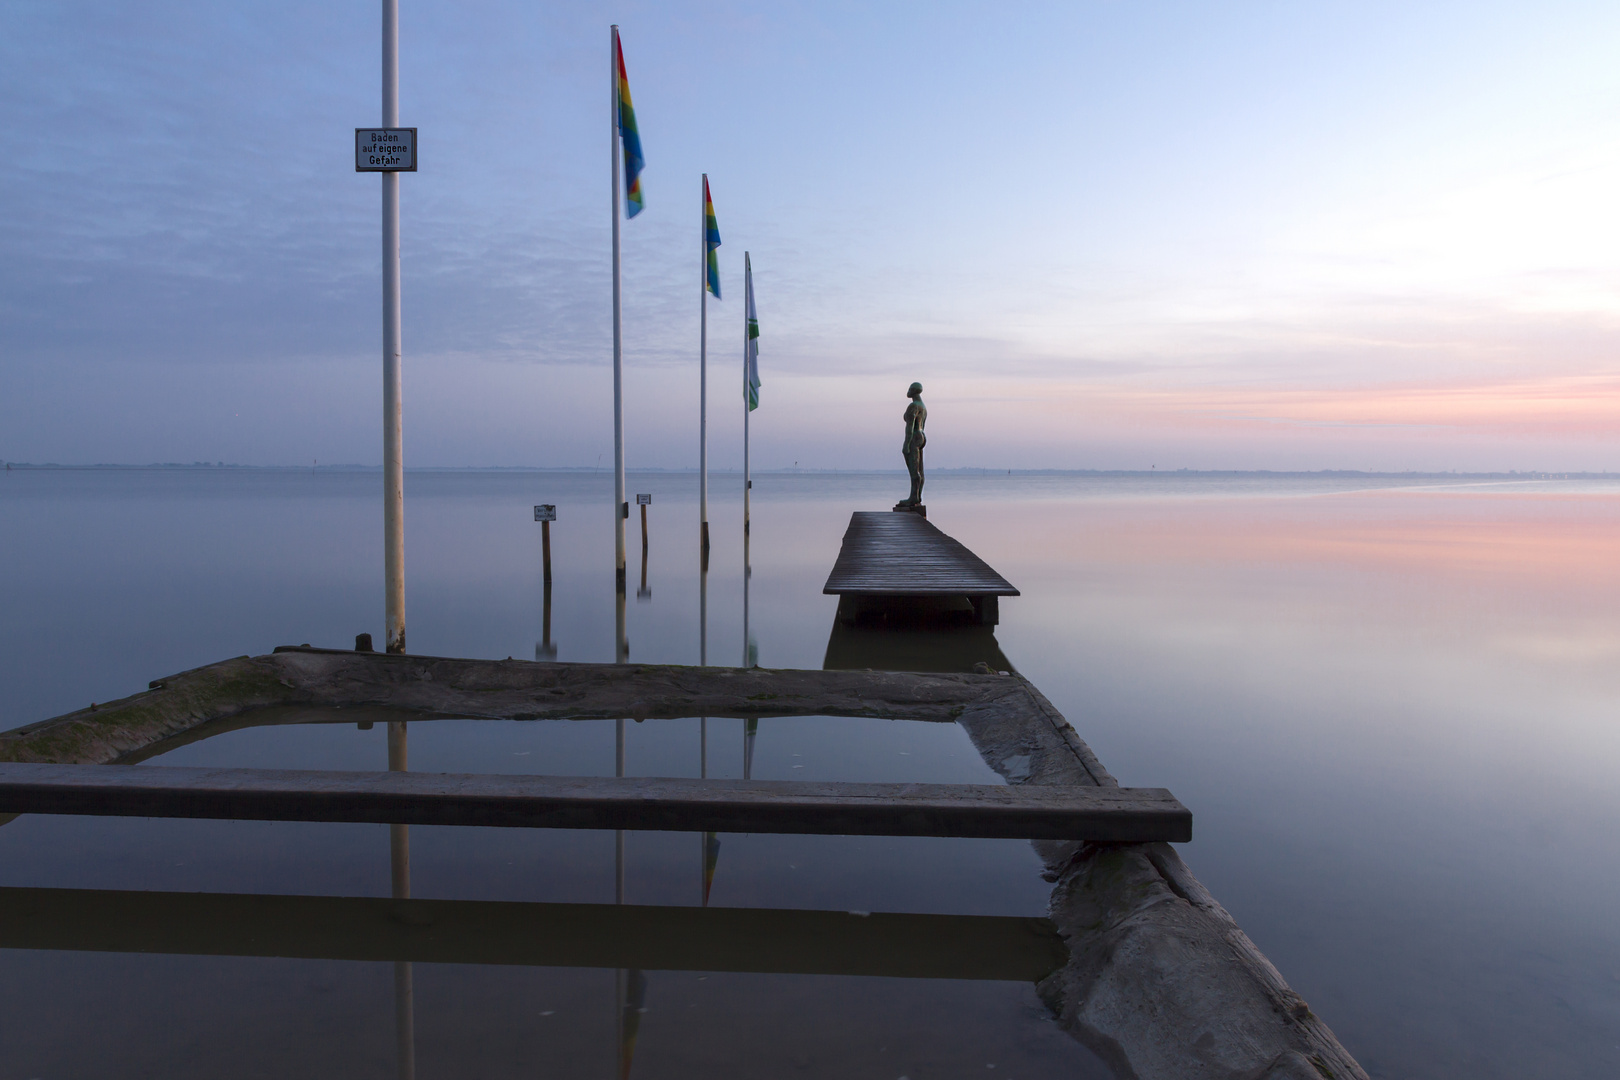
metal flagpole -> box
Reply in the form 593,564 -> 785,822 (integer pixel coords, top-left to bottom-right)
382,0 -> 405,655
699,175 -> 710,561
611,25 -> 628,592
743,252 -> 751,540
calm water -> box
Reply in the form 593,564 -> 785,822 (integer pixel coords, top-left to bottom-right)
2,467 -> 1619,1079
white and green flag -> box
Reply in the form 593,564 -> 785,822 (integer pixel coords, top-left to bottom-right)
744,253 -> 760,411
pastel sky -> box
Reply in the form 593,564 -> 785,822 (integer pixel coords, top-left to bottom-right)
5,1 -> 1620,470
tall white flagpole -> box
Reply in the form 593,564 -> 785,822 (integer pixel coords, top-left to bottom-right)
382,0 -> 405,655
742,252 -> 751,540
699,175 -> 710,560
610,25 -> 627,593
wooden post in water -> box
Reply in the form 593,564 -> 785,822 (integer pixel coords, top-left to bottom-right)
534,504 -> 556,583
534,505 -> 557,659
636,494 -> 651,601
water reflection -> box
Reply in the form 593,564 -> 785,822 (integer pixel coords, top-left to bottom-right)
823,596 -> 1013,675
387,720 -> 415,1080
0,884 -> 1067,979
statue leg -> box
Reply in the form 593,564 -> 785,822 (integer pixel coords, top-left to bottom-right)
905,448 -> 923,505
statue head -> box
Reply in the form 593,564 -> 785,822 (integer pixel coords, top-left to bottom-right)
907,381 -> 923,398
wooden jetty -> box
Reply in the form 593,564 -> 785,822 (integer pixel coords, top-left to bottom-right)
0,646 -> 1369,1080
0,885 -> 1065,982
0,762 -> 1189,842
823,511 -> 1019,624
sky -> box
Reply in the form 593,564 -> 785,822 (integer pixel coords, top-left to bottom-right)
5,0 -> 1620,471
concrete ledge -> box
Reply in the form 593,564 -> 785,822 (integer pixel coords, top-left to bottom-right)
0,762 -> 1192,842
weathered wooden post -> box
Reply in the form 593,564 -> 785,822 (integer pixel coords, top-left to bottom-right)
533,504 -> 555,583
636,494 -> 651,601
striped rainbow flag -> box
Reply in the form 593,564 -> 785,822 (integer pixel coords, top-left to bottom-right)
616,33 -> 645,217
703,176 -> 721,298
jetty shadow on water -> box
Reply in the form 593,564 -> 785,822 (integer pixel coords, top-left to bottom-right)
823,594 -> 1014,675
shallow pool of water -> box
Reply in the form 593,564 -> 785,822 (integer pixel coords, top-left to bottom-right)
3,466 -> 1619,1078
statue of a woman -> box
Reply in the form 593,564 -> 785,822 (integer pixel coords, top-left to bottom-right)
897,381 -> 927,509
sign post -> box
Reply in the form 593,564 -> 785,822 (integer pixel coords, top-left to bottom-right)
533,505 -> 558,660
358,0 -> 417,660
636,495 -> 652,601
533,505 -> 556,583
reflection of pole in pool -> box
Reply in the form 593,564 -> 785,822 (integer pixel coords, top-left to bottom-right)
386,720 -> 415,1080
743,717 -> 756,780
699,558 -> 710,905
614,710 -> 630,1079
618,967 -> 647,1080
615,715 -> 626,903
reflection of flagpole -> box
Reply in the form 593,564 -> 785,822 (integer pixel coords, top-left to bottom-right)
614,712 -> 626,1075
744,718 -> 756,780
700,561 -> 711,904
610,24 -> 627,590
387,720 -> 415,1080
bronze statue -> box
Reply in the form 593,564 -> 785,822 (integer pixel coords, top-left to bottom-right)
896,381 -> 926,509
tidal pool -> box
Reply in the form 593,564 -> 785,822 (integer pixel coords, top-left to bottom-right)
2,467 -> 1618,1078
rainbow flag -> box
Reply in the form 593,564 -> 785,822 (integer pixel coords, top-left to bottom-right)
615,34 -> 645,218
703,176 -> 721,298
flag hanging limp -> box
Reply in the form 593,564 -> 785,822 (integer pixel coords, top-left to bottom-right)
703,176 -> 722,298
615,34 -> 645,217
745,256 -> 760,411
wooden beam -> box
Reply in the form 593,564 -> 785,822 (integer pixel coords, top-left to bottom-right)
0,762 -> 1191,843
0,886 -> 1066,982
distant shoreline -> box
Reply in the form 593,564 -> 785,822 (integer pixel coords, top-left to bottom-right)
1,462 -> 1611,481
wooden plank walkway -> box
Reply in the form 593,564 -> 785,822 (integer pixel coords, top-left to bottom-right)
0,886 -> 1067,981
823,512 -> 1019,597
0,762 -> 1191,843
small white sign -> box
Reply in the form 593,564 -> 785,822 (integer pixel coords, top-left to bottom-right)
533,504 -> 556,522
355,128 -> 417,172
636,494 -> 652,505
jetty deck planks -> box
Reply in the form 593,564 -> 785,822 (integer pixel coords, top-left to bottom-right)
822,511 -> 1020,597
0,762 -> 1191,843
